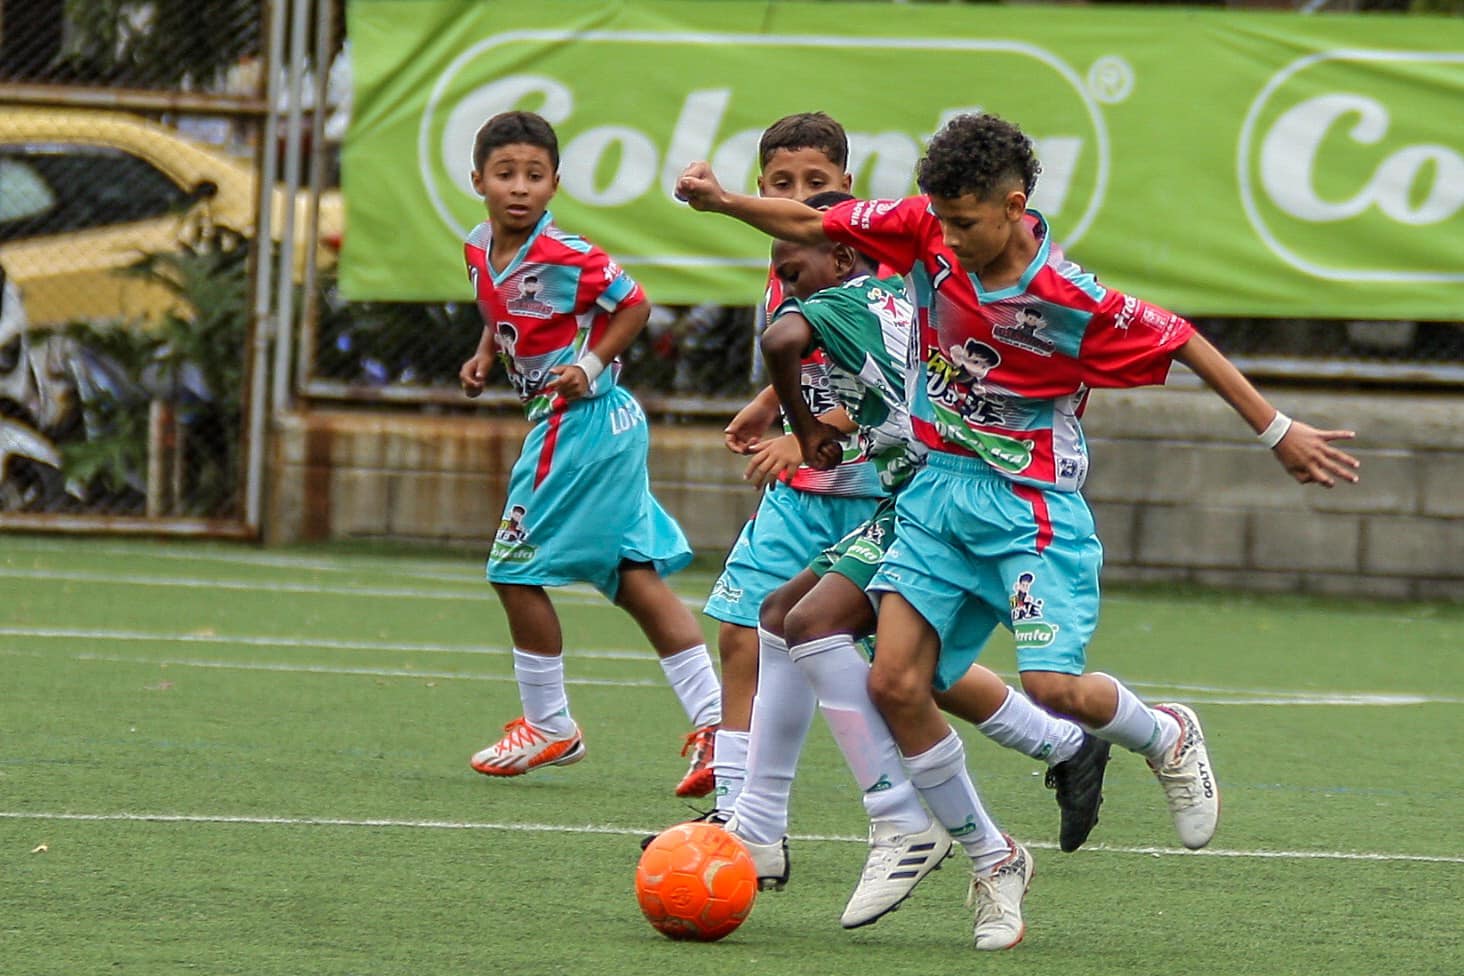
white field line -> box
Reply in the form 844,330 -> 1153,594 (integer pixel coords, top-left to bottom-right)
0,542 -> 723,590
0,567 -> 706,610
0,810 -> 1458,865
0,626 -> 656,661
0,643 -> 1456,705
0,648 -> 659,686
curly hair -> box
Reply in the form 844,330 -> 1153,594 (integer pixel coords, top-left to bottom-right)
916,113 -> 1041,201
759,112 -> 849,169
473,111 -> 559,172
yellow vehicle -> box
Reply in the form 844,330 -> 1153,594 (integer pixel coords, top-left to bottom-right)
0,108 -> 341,328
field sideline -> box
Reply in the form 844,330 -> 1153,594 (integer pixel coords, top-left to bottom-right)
1,535 -> 1459,976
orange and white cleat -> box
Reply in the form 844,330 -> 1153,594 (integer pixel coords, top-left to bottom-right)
674,724 -> 718,797
471,716 -> 585,776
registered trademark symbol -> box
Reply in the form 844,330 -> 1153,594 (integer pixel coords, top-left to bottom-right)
1087,56 -> 1134,104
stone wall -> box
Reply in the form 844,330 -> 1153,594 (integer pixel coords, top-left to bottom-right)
268,388 -> 1464,600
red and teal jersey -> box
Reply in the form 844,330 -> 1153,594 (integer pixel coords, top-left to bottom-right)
822,198 -> 1194,492
465,211 -> 644,422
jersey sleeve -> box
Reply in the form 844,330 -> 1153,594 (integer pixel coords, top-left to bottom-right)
821,197 -> 930,276
1078,290 -> 1196,389
578,246 -> 646,314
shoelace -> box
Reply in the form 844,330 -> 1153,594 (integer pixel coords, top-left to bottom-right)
1152,722 -> 1201,805
495,718 -> 548,753
966,851 -> 1023,922
861,823 -> 917,880
1154,764 -> 1201,806
861,839 -> 900,881
966,873 -> 1016,925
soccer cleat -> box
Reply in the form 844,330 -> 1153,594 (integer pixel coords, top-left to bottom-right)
840,817 -> 954,928
1148,703 -> 1219,850
469,716 -> 585,776
725,815 -> 790,891
1045,732 -> 1112,852
967,836 -> 1034,951
675,724 -> 717,798
639,807 -> 729,852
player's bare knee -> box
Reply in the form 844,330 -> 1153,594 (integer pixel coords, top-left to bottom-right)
1020,670 -> 1081,716
758,589 -> 793,636
867,664 -> 921,716
781,602 -> 828,646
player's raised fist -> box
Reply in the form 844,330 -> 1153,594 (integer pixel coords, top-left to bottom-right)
675,162 -> 725,212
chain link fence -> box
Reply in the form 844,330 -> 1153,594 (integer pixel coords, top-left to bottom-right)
0,0 -> 342,528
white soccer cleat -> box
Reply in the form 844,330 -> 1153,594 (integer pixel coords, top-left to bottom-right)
470,716 -> 585,776
1149,703 -> 1219,849
724,815 -> 790,891
841,817 -> 953,928
968,836 -> 1033,951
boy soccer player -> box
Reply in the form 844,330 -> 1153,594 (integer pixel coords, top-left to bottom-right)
705,117 -> 1110,850
699,113 -> 882,808
734,199 -> 1045,945
676,113 -> 1359,856
459,111 -> 720,789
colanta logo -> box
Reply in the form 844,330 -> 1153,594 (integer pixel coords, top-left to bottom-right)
418,29 -> 1115,265
1238,50 -> 1464,283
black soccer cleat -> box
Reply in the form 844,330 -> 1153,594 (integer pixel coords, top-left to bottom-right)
639,807 -> 730,851
1045,733 -> 1112,852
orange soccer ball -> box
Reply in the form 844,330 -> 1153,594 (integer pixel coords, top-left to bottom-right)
635,821 -> 758,941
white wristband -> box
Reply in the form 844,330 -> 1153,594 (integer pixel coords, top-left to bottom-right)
1258,410 -> 1292,449
574,351 -> 605,385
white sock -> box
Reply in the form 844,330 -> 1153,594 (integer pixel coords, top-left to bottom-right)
903,729 -> 1008,872
976,687 -> 1086,765
713,729 -> 749,814
513,648 -> 573,735
790,634 -> 929,834
730,627 -> 818,845
658,643 -> 722,729
1088,673 -> 1181,760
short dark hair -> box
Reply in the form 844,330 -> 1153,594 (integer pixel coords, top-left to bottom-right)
473,111 -> 559,172
916,114 -> 1041,202
802,190 -> 855,210
758,112 -> 848,169
799,191 -> 876,270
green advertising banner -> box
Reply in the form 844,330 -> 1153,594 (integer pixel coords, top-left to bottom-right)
342,1 -> 1464,318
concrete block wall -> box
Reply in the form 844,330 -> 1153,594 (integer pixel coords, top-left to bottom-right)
269,388 -> 1464,600
267,410 -> 761,553
1080,388 -> 1464,600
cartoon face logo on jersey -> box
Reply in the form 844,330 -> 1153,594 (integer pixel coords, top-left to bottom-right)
506,272 -> 555,318
948,339 -> 1001,389
495,321 -> 520,359
496,504 -> 529,543
1010,572 -> 1045,622
993,307 -> 1056,357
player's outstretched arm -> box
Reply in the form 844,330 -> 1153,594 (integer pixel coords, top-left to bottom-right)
1173,332 -> 1360,487
675,161 -> 828,245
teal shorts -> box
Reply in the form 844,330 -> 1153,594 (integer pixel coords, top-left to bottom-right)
704,480 -> 879,627
487,387 -> 692,600
810,494 -> 898,594
868,451 -> 1103,690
